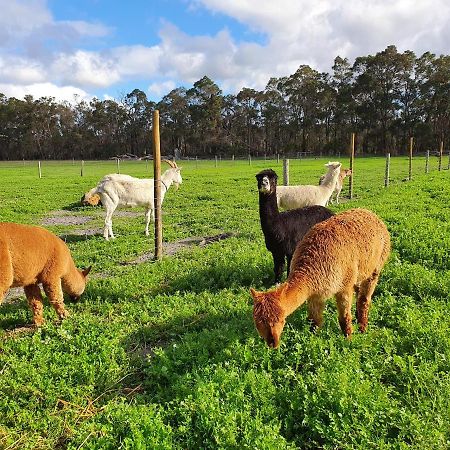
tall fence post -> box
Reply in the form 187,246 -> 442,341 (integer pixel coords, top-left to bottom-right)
408,137 -> 413,181
277,153 -> 280,164
38,161 -> 42,179
349,133 -> 355,199
153,110 -> 162,261
447,150 -> 450,171
248,154 -> 251,165
439,141 -> 443,171
425,150 -> 430,173
215,155 -> 218,168
117,158 -> 120,174
283,158 -> 289,186
232,154 -> 235,163
384,153 -> 390,187
80,160 -> 84,177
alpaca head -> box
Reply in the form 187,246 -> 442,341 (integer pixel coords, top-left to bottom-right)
250,287 -> 286,348
255,169 -> 278,195
63,266 -> 92,301
343,168 -> 352,178
325,161 -> 342,172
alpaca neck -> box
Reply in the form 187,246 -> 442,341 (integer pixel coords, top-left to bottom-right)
321,169 -> 340,189
258,191 -> 280,228
61,266 -> 85,296
275,277 -> 310,318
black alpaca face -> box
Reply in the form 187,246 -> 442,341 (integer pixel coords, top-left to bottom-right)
256,170 -> 277,194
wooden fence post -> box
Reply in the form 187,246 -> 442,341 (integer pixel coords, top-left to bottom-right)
38,161 -> 42,179
215,155 -> 218,168
384,153 -> 390,187
153,110 -> 162,261
248,154 -> 251,165
349,133 -> 355,199
425,150 -> 430,173
408,137 -> 413,180
117,158 -> 120,174
277,153 -> 280,164
80,160 -> 84,177
283,158 -> 289,186
439,141 -> 443,171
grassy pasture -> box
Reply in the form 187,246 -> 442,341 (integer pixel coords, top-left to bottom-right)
0,156 -> 449,449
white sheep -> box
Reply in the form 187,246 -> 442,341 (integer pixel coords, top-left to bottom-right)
276,162 -> 341,210
94,160 -> 182,240
319,167 -> 352,205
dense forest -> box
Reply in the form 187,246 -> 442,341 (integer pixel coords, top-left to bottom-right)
0,45 -> 448,160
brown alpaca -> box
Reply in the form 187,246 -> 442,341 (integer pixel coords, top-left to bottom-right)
0,223 -> 91,326
250,208 -> 390,348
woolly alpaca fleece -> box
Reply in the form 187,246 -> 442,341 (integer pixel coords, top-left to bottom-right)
277,161 -> 341,210
251,208 -> 391,348
0,223 -> 91,326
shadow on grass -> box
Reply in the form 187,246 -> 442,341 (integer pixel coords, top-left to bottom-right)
120,307 -> 259,399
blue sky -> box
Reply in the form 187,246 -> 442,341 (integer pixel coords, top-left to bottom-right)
1,0 -> 449,102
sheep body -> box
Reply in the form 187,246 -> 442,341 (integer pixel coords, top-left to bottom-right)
319,167 -> 352,205
251,208 -> 391,348
92,162 -> 182,240
256,169 -> 334,283
277,161 -> 341,210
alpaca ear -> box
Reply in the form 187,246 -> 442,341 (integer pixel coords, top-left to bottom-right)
82,266 -> 92,277
250,288 -> 261,301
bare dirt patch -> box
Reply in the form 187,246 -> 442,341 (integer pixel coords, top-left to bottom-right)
41,215 -> 93,226
124,232 -> 236,265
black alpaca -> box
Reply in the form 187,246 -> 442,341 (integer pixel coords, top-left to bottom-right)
256,169 -> 334,283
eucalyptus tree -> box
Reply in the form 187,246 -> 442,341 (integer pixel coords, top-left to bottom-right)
158,87 -> 190,157
187,76 -> 223,155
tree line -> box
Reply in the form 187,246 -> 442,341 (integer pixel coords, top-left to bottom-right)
0,45 -> 448,160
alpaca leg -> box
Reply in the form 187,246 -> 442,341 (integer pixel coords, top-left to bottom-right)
0,243 -> 13,303
272,252 -> 285,284
335,189 -> 341,205
43,280 -> 69,321
356,272 -> 380,333
307,296 -> 326,331
24,284 -> 45,326
335,290 -> 354,337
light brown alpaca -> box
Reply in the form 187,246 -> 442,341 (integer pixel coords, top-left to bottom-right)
250,208 -> 390,348
319,167 -> 352,205
0,223 -> 91,326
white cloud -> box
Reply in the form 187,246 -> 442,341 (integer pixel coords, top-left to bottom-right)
148,80 -> 177,98
0,0 -> 449,101
0,82 -> 91,102
51,51 -> 121,88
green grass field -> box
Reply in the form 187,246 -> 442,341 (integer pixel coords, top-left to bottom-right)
0,156 -> 450,449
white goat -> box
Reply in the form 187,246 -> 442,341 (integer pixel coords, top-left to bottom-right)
276,162 -> 341,210
319,167 -> 352,205
94,160 -> 182,240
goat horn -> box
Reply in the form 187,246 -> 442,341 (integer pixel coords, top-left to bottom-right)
162,159 -> 177,168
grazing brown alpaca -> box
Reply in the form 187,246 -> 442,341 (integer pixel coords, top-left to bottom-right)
250,208 -> 391,348
0,223 -> 91,326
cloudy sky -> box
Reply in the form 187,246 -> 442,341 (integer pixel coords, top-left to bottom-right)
1,0 -> 449,102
